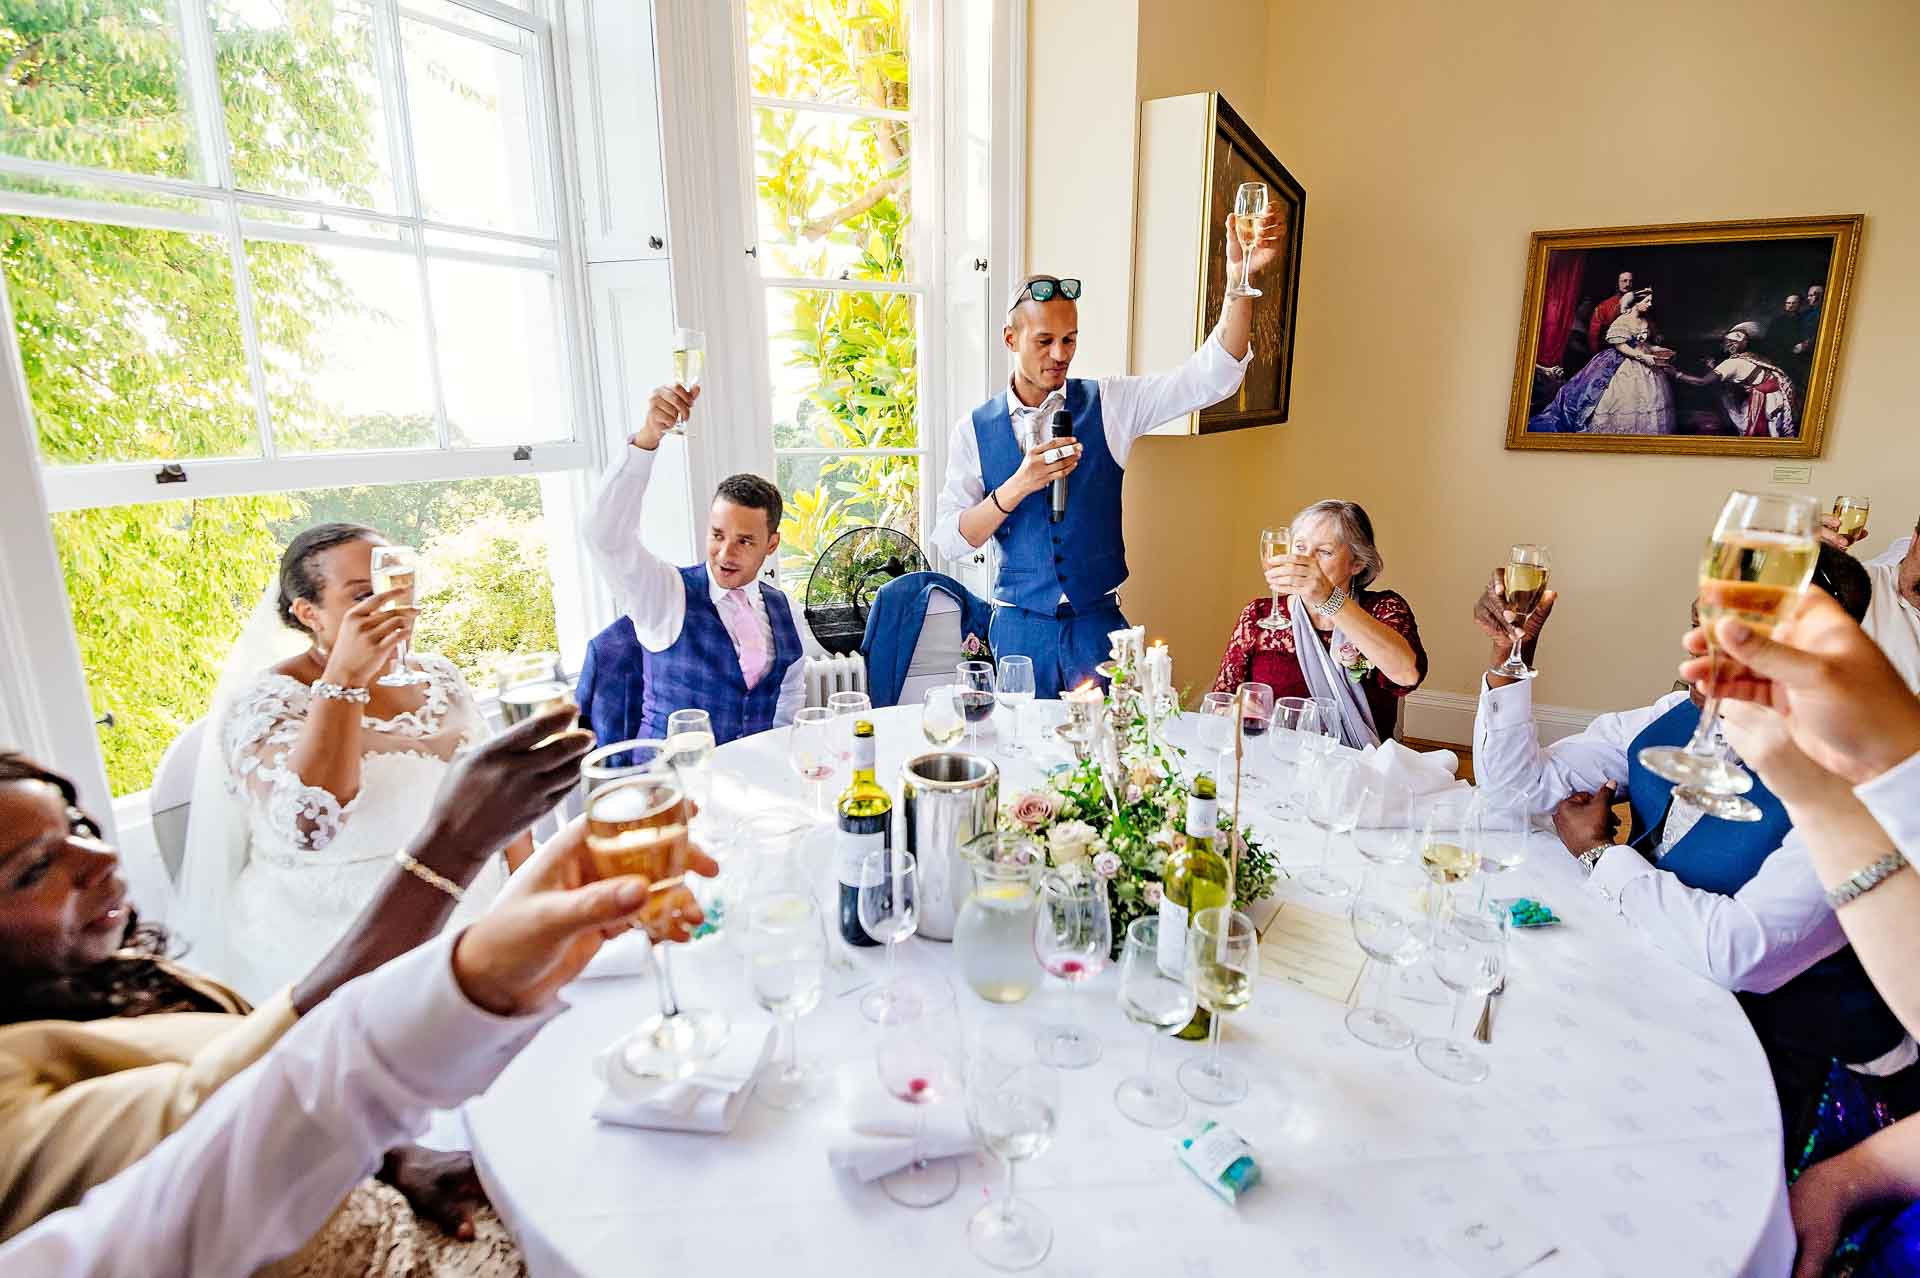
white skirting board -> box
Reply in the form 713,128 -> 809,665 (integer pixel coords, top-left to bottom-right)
1400,690 -> 1598,750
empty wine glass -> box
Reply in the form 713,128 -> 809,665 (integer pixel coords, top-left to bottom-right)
745,892 -> 827,1109
665,707 -> 716,808
1113,915 -> 1194,1128
875,979 -> 964,1207
1354,777 -> 1418,869
368,544 -> 430,687
1256,525 -> 1292,632
1177,907 -> 1257,1106
1473,791 -> 1532,910
957,661 -> 996,745
1266,696 -> 1320,821
1196,691 -> 1237,790
1032,869 -> 1111,1069
1346,859 -> 1431,1050
1302,750 -> 1371,899
828,690 -> 871,771
788,706 -> 836,821
921,686 -> 964,747
997,655 -> 1036,755
1233,682 -> 1274,790
1417,901 -> 1510,1085
966,1021 -> 1060,1270
857,849 -> 921,1025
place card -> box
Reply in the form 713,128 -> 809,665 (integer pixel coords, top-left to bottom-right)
1256,902 -> 1368,1006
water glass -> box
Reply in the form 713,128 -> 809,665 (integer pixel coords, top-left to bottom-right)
788,706 -> 836,820
745,892 -> 827,1109
1196,691 -> 1237,787
1417,902 -> 1510,1084
857,849 -> 921,1024
997,655 -> 1036,755
921,686 -> 964,747
966,1021 -> 1060,1270
664,707 -> 717,809
1177,907 -> 1257,1106
1267,696 -> 1321,820
828,690 -> 872,770
1301,750 -> 1371,899
876,979 -> 964,1207
1346,860 -> 1431,1050
1114,916 -> 1194,1128
957,661 -> 996,744
1354,777 -> 1418,868
1473,791 -> 1532,909
1032,869 -> 1111,1069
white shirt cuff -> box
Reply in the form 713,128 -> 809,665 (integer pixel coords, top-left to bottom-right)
1203,329 -> 1255,372
1586,845 -> 1657,906
1477,675 -> 1535,729
1856,748 -> 1920,856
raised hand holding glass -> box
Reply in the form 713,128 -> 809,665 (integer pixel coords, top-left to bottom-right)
1257,525 -> 1292,632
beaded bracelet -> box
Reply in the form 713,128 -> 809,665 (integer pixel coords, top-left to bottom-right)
1826,850 -> 1910,910
311,681 -> 371,705
394,851 -> 466,902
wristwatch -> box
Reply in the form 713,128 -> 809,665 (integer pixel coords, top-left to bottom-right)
1576,844 -> 1609,876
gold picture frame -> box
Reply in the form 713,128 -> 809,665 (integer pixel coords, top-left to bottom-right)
1504,214 -> 1861,457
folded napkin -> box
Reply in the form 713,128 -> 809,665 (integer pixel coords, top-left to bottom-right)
825,1084 -> 979,1182
591,1022 -> 773,1134
1355,738 -> 1469,825
576,930 -> 653,981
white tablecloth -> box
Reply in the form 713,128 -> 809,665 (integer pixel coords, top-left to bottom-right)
467,703 -> 1790,1278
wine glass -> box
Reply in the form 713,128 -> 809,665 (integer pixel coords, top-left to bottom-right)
1489,544 -> 1551,682
1032,869 -> 1111,1069
966,1021 -> 1060,1270
1113,915 -> 1194,1128
1266,696 -> 1320,821
368,545 -> 429,687
1301,749 -> 1371,899
1416,901 -> 1510,1085
1832,494 -> 1870,540
1346,859 -> 1431,1050
957,660 -> 996,745
745,892 -> 827,1110
665,327 -> 704,436
857,848 -> 921,1025
1196,691 -> 1237,790
1419,794 -> 1480,923
1177,907 -> 1257,1106
1640,490 -> 1818,796
1256,525 -> 1292,632
997,655 -> 1036,755
1472,790 -> 1532,911
1233,682 -> 1274,791
788,706 -> 836,820
495,651 -> 570,728
1675,720 -> 1768,823
1227,181 -> 1268,299
921,685 -> 964,747
1354,776 -> 1418,869
828,690 -> 871,771
876,979 -> 965,1208
664,707 -> 717,809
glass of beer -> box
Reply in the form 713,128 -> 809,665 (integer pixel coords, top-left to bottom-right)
1639,490 -> 1818,796
368,544 -> 429,687
1832,495 -> 1870,540
666,327 -> 704,436
1256,525 -> 1291,632
1489,544 -> 1551,681
1227,182 -> 1267,299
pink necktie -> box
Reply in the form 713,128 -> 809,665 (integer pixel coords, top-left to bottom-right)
719,588 -> 772,689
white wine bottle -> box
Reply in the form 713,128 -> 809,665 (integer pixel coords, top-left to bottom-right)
836,719 -> 890,948
1159,774 -> 1230,1041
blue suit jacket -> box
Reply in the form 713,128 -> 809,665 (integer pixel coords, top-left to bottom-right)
861,571 -> 992,707
574,616 -> 645,747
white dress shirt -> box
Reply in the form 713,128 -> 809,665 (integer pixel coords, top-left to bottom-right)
0,933 -> 556,1278
929,331 -> 1252,565
1473,678 -> 1847,994
584,446 -> 805,726
1864,558 -> 1920,693
1868,534 -> 1912,568
1857,748 -> 1920,860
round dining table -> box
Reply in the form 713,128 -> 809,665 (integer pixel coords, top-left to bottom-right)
467,701 -> 1793,1277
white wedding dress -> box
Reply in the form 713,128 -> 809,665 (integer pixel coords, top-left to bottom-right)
204,654 -> 507,998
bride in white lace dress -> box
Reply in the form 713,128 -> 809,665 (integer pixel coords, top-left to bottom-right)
181,525 -> 523,999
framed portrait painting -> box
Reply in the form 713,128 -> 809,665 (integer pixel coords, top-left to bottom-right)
1505,214 -> 1861,457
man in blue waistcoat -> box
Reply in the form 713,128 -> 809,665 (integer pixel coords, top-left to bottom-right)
1470,545 -> 1911,1125
583,383 -> 804,744
929,208 -> 1286,698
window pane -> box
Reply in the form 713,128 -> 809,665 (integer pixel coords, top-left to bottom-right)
245,237 -> 437,453
767,287 -> 918,451
55,476 -> 557,795
745,0 -> 910,111
401,12 -> 546,235
212,0 -> 398,212
2,215 -> 259,464
774,452 -> 921,594
427,257 -> 569,446
0,2 -> 199,179
751,107 -> 910,282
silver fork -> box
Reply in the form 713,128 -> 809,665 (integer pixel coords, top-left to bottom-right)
1473,975 -> 1507,1044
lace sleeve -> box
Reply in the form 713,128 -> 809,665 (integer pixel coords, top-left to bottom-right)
411,653 -> 486,751
220,677 -> 354,853
1364,591 -> 1428,696
1210,600 -> 1267,695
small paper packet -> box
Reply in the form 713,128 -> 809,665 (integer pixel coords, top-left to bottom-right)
1178,1120 -> 1261,1204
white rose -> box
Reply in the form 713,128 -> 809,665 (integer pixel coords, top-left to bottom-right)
1144,882 -> 1164,907
1048,820 -> 1099,866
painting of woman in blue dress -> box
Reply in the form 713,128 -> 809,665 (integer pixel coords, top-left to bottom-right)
1529,288 -> 1677,434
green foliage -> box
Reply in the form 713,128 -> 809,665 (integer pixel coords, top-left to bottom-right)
411,514 -> 558,687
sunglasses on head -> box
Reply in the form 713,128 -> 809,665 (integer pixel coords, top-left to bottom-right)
1010,277 -> 1082,309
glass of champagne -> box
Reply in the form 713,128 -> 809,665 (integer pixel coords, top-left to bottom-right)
957,661 -> 997,745
788,706 -> 836,820
1227,181 -> 1267,299
1031,869 -> 1111,1069
666,327 -> 704,436
1196,691 -> 1237,791
996,655 -> 1036,755
875,979 -> 964,1208
746,892 -> 827,1110
1301,749 -> 1371,899
495,652 -> 569,721
1489,543 -> 1550,682
1832,495 -> 1870,540
1177,906 -> 1257,1106
1234,682 -> 1274,790
368,545 -> 429,687
1113,915 -> 1194,1128
1640,490 -> 1819,795
857,848 -> 921,1025
1266,696 -> 1320,821
1472,791 -> 1531,910
966,1021 -> 1060,1270
1256,525 -> 1292,631
1416,901 -> 1510,1085
1347,858 -> 1432,1050
921,686 -> 964,747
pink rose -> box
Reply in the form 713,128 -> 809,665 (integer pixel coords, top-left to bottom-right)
1336,642 -> 1361,664
1144,882 -> 1164,907
1008,791 -> 1058,830
1126,783 -> 1143,804
1093,850 -> 1121,878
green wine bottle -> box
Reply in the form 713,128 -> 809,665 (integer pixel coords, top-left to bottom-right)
1159,774 -> 1231,1040
836,719 -> 891,947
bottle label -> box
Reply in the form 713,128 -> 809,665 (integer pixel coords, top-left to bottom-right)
851,732 -> 876,773
1186,794 -> 1217,839
836,828 -> 884,884
1157,895 -> 1189,976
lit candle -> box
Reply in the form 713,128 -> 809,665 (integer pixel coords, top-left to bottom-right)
1144,641 -> 1172,700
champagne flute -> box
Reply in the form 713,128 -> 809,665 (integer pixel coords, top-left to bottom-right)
368,545 -> 430,687
1266,696 -> 1320,821
857,848 -> 921,1025
1301,749 -> 1371,899
494,651 -> 571,727
788,706 -> 836,821
1489,543 -> 1551,682
1346,859 -> 1432,1050
1416,901 -> 1509,1084
921,686 -> 964,747
746,892 -> 827,1110
1472,791 -> 1531,911
1234,682 -> 1274,790
664,707 -> 716,809
957,660 -> 996,745
996,655 -> 1036,756
1032,868 -> 1111,1070
876,980 -> 964,1208
1832,494 -> 1870,539
1176,907 -> 1257,1106
1256,525 -> 1292,631
1227,181 -> 1268,299
665,327 -> 704,436
1640,490 -> 1819,795
1196,691 -> 1237,791
1113,915 -> 1194,1128
966,1021 -> 1059,1270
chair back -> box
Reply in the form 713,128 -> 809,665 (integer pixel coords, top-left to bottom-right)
896,588 -> 966,707
150,718 -> 206,885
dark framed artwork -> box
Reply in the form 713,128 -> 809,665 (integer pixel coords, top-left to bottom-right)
1505,214 -> 1862,457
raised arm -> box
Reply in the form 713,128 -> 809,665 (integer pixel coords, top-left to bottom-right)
582,384 -> 696,649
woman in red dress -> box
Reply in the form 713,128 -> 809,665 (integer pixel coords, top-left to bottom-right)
1210,500 -> 1426,748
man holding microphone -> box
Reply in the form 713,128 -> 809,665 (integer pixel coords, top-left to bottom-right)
931,209 -> 1285,697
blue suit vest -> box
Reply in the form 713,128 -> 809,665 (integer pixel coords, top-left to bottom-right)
638,565 -> 802,745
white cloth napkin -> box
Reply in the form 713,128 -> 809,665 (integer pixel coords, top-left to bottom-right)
1355,738 -> 1469,825
576,930 -> 653,981
825,1084 -> 979,1182
591,1022 -> 773,1134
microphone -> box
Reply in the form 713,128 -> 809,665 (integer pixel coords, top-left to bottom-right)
1049,409 -> 1072,525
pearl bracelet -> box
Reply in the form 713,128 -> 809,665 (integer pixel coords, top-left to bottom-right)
311,681 -> 371,704
394,850 -> 466,901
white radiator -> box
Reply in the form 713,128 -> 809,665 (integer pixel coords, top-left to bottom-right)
803,653 -> 868,707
